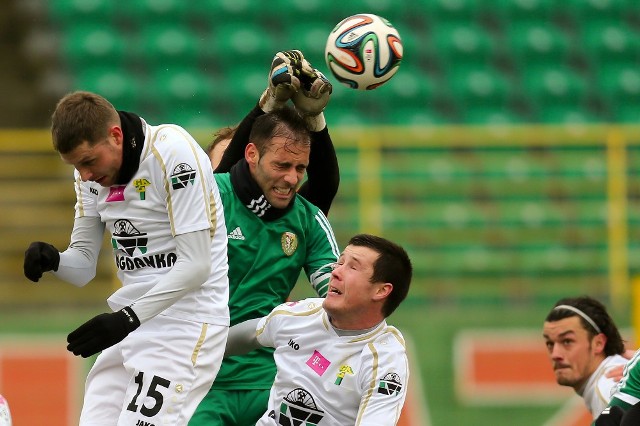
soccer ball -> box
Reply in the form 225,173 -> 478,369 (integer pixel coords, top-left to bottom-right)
325,14 -> 403,90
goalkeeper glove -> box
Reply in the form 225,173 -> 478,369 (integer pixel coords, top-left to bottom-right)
292,64 -> 332,131
23,241 -> 60,282
67,306 -> 140,358
259,50 -> 306,112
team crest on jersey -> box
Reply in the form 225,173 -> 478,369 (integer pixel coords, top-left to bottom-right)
170,163 -> 196,189
111,219 -> 148,256
277,388 -> 324,426
377,372 -> 403,396
334,365 -> 354,385
133,178 -> 151,200
281,232 -> 298,256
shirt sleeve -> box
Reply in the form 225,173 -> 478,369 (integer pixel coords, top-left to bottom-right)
154,126 -> 215,236
298,127 -> 339,216
215,104 -> 264,173
304,208 -> 340,297
356,334 -> 410,426
255,300 -> 304,348
129,229 -> 211,323
53,216 -> 105,287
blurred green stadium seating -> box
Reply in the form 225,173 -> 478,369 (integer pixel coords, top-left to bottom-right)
505,22 -> 572,71
40,1 -> 640,125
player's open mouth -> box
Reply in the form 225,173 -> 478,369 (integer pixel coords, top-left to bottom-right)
274,187 -> 291,195
329,286 -> 342,295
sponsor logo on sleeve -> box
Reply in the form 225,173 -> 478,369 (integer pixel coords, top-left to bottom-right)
377,372 -> 403,396
170,163 -> 196,190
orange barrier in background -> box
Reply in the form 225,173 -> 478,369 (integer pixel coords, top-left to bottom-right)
455,330 -> 591,426
0,337 -> 81,425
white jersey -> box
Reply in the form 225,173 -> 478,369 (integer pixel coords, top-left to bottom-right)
255,298 -> 409,426
579,354 -> 628,418
73,119 -> 228,325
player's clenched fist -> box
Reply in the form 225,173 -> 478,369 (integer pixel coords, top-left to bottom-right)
23,241 -> 60,282
67,306 -> 141,358
293,65 -> 332,117
259,50 -> 306,112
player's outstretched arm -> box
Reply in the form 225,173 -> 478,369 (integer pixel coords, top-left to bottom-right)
291,64 -> 339,215
225,318 -> 262,357
214,107 -> 261,173
302,128 -> 339,216
215,50 -> 306,173
24,216 -> 104,286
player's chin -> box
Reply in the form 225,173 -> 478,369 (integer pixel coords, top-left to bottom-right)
555,374 -> 576,387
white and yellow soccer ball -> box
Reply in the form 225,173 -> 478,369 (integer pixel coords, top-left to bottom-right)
325,13 -> 403,90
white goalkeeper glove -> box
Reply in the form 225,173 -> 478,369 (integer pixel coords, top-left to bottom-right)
292,64 -> 332,131
259,50 -> 306,112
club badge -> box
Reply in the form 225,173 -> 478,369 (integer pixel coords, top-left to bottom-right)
281,232 -> 298,256
133,178 -> 150,200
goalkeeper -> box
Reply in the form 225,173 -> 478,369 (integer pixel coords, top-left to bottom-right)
190,50 -> 340,425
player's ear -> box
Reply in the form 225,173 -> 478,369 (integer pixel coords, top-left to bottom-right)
109,125 -> 124,145
373,283 -> 392,301
593,333 -> 607,355
245,143 -> 258,166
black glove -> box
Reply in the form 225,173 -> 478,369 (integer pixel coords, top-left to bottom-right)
67,307 -> 140,358
596,405 -> 625,426
24,241 -> 60,282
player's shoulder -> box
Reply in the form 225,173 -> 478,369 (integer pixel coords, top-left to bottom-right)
214,172 -> 232,193
363,324 -> 407,355
271,298 -> 325,316
604,354 -> 630,368
291,196 -> 334,236
293,194 -> 323,217
146,122 -> 199,151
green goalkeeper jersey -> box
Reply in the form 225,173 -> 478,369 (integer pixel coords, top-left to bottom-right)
211,172 -> 339,389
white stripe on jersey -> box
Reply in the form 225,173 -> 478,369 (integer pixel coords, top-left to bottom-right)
314,210 -> 340,258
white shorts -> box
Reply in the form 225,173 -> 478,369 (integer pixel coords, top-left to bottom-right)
79,314 -> 227,425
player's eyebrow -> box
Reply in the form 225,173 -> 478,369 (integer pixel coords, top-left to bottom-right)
544,329 -> 576,340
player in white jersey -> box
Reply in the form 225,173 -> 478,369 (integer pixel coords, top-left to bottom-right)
225,234 -> 412,425
542,296 -> 627,420
23,91 -> 229,425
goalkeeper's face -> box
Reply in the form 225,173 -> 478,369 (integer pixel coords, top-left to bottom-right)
542,316 -> 606,391
247,136 -> 309,209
